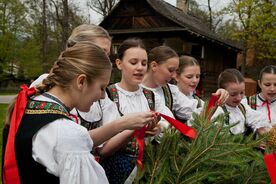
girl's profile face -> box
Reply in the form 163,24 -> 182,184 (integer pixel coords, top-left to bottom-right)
116,47 -> 148,87
258,73 -> 276,101
78,70 -> 111,112
153,57 -> 179,87
224,82 -> 245,107
176,65 -> 200,95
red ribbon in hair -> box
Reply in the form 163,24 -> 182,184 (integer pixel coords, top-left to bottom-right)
264,153 -> 276,183
134,112 -> 197,169
3,84 -> 36,184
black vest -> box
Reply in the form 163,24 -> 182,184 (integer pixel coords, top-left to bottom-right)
14,100 -> 70,184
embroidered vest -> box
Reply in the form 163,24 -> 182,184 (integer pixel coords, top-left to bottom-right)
247,95 -> 257,110
106,84 -> 155,156
161,84 -> 173,111
14,100 -> 71,184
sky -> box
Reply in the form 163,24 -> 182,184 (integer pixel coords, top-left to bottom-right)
80,0 -> 231,24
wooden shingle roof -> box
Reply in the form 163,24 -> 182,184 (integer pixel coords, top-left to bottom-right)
100,0 -> 242,50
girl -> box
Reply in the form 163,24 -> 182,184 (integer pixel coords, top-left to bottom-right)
212,68 -> 271,135
3,42 -> 155,184
30,24 -> 119,129
100,38 -> 174,184
175,55 -> 204,108
244,65 -> 276,125
142,46 -> 229,122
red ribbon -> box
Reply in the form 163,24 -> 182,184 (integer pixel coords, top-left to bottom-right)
261,100 -> 271,123
133,126 -> 147,169
207,95 -> 219,113
159,113 -> 197,139
134,112 -> 197,169
264,153 -> 276,183
3,84 -> 36,184
206,95 -> 219,120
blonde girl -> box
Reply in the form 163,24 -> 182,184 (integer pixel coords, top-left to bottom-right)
3,42 -> 154,184
30,24 -> 119,129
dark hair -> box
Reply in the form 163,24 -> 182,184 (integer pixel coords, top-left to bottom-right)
117,38 -> 146,60
176,55 -> 199,75
148,46 -> 178,65
218,68 -> 244,89
259,65 -> 276,81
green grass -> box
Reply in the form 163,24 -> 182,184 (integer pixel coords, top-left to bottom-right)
0,104 -> 8,183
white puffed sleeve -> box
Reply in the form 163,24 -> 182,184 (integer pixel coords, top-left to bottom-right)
71,92 -> 120,125
153,92 -> 174,129
32,119 -> 108,184
169,84 -> 199,120
244,103 -> 272,131
29,73 -> 49,88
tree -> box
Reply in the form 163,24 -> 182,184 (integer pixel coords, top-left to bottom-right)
87,0 -> 119,18
0,0 -> 28,79
186,0 -> 225,32
225,0 -> 276,73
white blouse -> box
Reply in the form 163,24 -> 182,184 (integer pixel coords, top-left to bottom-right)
32,95 -> 108,184
142,83 -> 199,121
187,92 -> 205,108
211,103 -> 271,135
242,94 -> 276,125
71,93 -> 120,125
109,83 -> 174,129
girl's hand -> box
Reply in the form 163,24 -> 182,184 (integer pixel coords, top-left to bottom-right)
145,123 -> 161,136
257,127 -> 271,135
213,88 -> 229,106
121,111 -> 158,130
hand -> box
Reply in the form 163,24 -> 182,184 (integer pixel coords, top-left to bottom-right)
146,111 -> 161,130
121,111 -> 158,130
257,127 -> 271,135
145,123 -> 161,137
213,88 -> 229,106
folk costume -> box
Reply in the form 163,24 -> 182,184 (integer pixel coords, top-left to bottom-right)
3,89 -> 108,184
242,94 -> 276,125
142,83 -> 200,122
186,92 -> 204,109
211,103 -> 271,135
100,83 -> 173,184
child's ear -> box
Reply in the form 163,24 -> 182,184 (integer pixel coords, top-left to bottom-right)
257,80 -> 262,89
150,61 -> 158,72
76,74 -> 87,90
115,59 -> 122,70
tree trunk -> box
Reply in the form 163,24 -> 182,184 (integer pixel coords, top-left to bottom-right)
61,0 -> 69,50
207,0 -> 213,30
42,0 -> 49,73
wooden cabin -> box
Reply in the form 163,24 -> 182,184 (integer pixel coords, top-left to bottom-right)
100,0 -> 242,96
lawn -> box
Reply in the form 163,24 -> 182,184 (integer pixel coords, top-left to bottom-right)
0,104 -> 8,183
